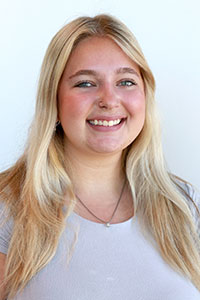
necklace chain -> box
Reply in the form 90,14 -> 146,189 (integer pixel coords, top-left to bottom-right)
76,180 -> 126,227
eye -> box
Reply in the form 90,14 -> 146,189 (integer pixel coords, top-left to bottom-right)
74,81 -> 96,88
118,80 -> 136,87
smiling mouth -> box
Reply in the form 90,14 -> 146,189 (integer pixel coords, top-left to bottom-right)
87,118 -> 126,127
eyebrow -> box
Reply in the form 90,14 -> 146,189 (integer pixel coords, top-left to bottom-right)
116,67 -> 140,77
69,70 -> 98,79
68,67 -> 140,79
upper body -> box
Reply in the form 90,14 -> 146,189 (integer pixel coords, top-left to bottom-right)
0,14 -> 200,299
0,183 -> 200,300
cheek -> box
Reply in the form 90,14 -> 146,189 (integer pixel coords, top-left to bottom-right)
124,89 -> 146,115
58,93 -> 91,120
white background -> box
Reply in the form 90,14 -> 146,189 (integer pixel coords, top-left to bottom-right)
0,0 -> 199,189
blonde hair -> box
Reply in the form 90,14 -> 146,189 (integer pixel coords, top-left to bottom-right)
0,14 -> 199,298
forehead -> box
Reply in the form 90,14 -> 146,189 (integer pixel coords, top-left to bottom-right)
64,36 -> 140,75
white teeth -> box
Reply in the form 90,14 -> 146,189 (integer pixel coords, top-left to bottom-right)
103,120 -> 108,126
89,119 -> 122,126
108,120 -> 114,127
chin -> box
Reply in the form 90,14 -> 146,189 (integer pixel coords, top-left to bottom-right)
87,141 -> 127,155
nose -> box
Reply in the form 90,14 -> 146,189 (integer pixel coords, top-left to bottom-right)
97,84 -> 120,110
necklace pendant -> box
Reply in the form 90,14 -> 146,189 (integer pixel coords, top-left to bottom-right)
106,222 -> 111,227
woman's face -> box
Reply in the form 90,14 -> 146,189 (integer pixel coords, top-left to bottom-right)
58,37 -> 145,156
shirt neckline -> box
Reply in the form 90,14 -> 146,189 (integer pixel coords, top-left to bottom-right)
70,210 -> 136,227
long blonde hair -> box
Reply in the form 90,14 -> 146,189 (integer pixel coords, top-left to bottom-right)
0,14 -> 199,298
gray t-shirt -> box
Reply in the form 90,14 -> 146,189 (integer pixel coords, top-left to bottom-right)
0,183 -> 200,300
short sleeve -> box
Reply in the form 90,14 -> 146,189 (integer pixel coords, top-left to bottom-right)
0,202 -> 13,254
184,183 -> 200,237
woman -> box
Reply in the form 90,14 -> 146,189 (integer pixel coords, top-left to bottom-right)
0,14 -> 199,299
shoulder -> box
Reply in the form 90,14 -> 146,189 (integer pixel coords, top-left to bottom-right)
0,201 -> 14,254
184,183 -> 200,226
176,180 -> 200,213
175,179 -> 200,233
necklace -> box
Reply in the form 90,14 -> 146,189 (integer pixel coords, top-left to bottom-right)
75,180 -> 126,227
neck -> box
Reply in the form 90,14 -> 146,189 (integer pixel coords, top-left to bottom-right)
64,146 -> 126,205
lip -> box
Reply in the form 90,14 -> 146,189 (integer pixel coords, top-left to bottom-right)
87,115 -> 126,121
86,118 -> 126,132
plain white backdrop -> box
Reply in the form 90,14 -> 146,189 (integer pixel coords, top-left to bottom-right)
0,0 -> 199,188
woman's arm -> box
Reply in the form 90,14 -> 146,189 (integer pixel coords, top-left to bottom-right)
0,252 -> 6,300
